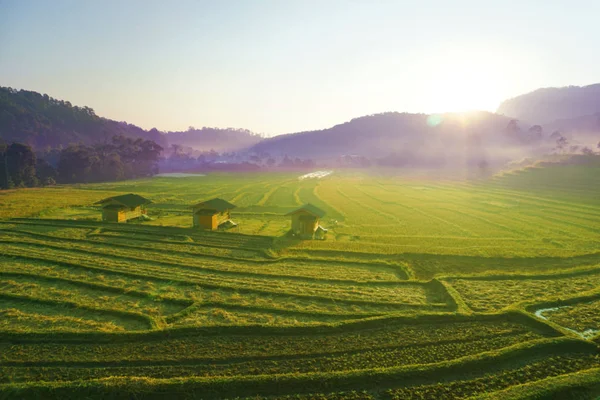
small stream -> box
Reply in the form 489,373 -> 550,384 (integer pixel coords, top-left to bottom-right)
154,173 -> 206,178
298,171 -> 333,180
534,306 -> 599,340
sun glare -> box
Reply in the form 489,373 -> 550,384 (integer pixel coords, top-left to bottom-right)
422,48 -> 508,114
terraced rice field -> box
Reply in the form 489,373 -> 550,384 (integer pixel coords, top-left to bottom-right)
1,163 -> 600,399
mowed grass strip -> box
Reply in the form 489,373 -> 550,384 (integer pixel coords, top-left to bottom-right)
386,353 -> 600,400
399,251 -> 600,280
0,241 -> 434,306
0,297 -> 145,332
448,270 -> 600,312
0,317 -> 546,366
0,257 -> 416,318
0,338 -> 594,400
0,332 -> 542,383
168,305 -> 371,328
285,236 -> 599,258
0,272 -> 188,318
0,226 -> 403,282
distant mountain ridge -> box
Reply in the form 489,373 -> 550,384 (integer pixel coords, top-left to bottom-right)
497,83 -> 600,124
3,85 -> 597,167
250,111 -> 525,161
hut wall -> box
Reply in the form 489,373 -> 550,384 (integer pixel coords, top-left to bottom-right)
290,211 -> 319,236
195,213 -> 218,230
291,214 -> 301,233
121,206 -> 142,221
102,206 -> 141,223
193,208 -> 231,230
302,219 -> 318,235
102,209 -> 120,222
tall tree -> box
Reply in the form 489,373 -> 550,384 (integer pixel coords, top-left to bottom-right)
56,136 -> 163,184
57,144 -> 98,183
505,119 -> 521,139
555,136 -> 569,154
6,142 -> 37,187
0,141 -> 9,189
35,158 -> 57,185
528,125 -> 543,141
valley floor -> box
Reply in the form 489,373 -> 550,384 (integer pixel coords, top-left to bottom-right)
1,166 -> 600,399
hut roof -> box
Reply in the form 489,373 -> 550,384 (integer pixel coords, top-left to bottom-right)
286,203 -> 326,218
95,194 -> 152,208
192,198 -> 236,212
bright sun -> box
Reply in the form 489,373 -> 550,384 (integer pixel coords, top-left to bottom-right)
421,48 -> 509,113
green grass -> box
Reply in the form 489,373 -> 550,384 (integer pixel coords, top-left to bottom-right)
1,163 -> 600,398
448,271 -> 600,312
544,301 -> 600,333
533,296 -> 600,336
386,354 -> 600,399
0,297 -> 143,332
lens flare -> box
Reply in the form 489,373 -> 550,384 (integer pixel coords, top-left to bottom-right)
427,114 -> 443,127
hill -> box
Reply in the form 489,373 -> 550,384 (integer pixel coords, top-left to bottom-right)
250,111 -> 532,165
0,87 -> 167,149
497,84 -> 600,124
165,127 -> 262,153
5,85 -> 595,166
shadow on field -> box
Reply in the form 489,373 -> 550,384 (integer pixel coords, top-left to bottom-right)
400,252 -> 600,280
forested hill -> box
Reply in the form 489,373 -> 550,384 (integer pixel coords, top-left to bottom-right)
0,87 -> 166,148
0,87 -> 265,152
250,111 -> 525,161
5,85 -> 595,161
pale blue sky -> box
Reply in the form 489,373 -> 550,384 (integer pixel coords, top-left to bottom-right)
1,0 -> 599,135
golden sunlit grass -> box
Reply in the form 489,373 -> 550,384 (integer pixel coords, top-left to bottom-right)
1,166 -> 600,398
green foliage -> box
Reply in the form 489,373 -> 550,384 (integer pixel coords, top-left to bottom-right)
57,136 -> 163,183
2,142 -> 37,188
0,87 -> 164,148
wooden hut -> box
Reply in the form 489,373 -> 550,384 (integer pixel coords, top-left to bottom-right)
95,194 -> 152,223
192,198 -> 236,230
286,203 -> 327,238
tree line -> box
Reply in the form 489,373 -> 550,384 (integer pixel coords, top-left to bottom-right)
0,136 -> 162,189
161,144 -> 317,172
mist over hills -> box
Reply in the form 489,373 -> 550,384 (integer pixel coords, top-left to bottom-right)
544,114 -> 600,140
497,84 -> 600,126
165,127 -> 262,153
250,111 -> 534,166
2,84 -> 599,168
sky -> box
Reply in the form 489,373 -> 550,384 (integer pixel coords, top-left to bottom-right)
1,0 -> 599,136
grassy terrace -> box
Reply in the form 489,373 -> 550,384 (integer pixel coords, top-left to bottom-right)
1,165 -> 600,398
